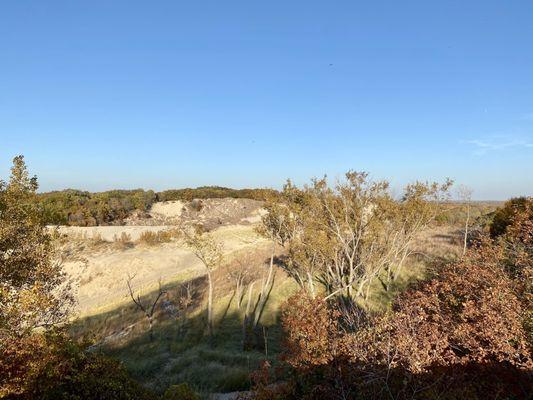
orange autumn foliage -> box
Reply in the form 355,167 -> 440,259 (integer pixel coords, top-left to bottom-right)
276,216 -> 533,399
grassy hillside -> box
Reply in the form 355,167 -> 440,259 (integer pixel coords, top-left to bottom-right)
72,267 -> 297,396
70,225 -> 463,397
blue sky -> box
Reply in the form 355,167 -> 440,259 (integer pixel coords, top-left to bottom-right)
1,1 -> 532,200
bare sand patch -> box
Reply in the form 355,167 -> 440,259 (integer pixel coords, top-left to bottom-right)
61,224 -> 269,316
149,200 -> 185,218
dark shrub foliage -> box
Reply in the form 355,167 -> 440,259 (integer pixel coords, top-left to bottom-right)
161,383 -> 200,400
490,197 -> 531,237
1,331 -> 156,400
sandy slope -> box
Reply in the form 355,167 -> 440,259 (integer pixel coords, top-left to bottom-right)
149,200 -> 185,218
57,199 -> 269,316
55,225 -> 171,242
62,224 -> 268,316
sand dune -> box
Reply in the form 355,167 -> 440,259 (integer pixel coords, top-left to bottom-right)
61,224 -> 268,316
149,200 -> 185,219
57,199 -> 269,316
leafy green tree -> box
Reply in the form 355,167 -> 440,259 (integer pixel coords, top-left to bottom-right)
0,155 -> 73,337
1,156 -> 153,399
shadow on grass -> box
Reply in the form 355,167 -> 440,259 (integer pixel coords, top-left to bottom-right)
71,273 -> 291,397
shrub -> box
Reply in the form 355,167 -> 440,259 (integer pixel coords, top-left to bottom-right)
215,367 -> 250,392
114,232 -> 134,250
90,231 -> 107,245
500,202 -> 533,347
157,187 -> 276,202
137,230 -> 175,246
280,292 -> 340,371
38,189 -> 158,226
276,239 -> 533,399
1,331 -> 156,400
490,197 -> 531,237
189,199 -> 203,212
161,383 -> 200,400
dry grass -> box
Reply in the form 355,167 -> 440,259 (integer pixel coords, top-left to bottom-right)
137,229 -> 181,246
70,248 -> 296,396
113,232 -> 134,250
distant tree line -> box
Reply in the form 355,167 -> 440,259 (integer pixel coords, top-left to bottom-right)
38,186 -> 276,226
157,186 -> 276,202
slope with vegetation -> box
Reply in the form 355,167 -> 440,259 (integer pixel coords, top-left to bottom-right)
38,187 -> 275,226
253,196 -> 533,400
2,155 -> 530,400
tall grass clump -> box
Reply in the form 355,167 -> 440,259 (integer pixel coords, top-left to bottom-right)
137,230 -> 179,246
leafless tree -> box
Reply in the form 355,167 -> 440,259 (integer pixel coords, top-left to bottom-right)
261,172 -> 452,308
126,274 -> 166,341
175,281 -> 195,333
177,281 -> 195,312
226,252 -> 255,310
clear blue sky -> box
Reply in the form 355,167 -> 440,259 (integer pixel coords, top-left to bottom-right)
1,1 -> 532,200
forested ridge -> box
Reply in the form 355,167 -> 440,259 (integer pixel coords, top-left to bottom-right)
38,187 -> 276,226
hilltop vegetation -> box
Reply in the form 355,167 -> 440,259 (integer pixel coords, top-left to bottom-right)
38,187 -> 275,226
263,198 -> 532,400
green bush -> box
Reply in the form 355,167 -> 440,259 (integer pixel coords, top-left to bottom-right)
38,189 -> 157,226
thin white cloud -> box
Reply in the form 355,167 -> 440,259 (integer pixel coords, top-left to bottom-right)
464,137 -> 533,155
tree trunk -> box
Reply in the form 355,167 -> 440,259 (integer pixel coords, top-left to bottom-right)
463,206 -> 470,256
148,315 -> 153,341
307,270 -> 316,298
236,281 -> 242,310
253,250 -> 274,329
207,271 -> 213,339
242,281 -> 256,350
